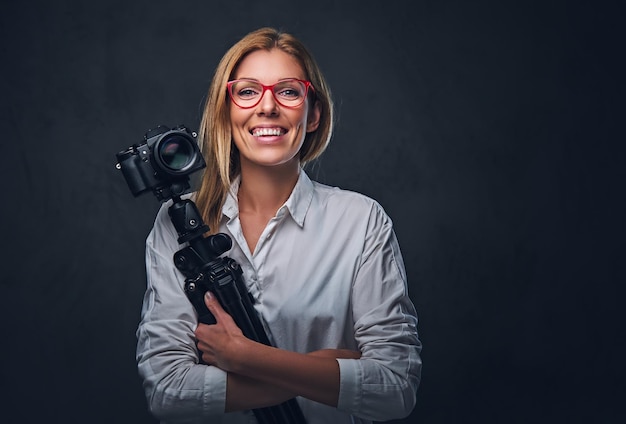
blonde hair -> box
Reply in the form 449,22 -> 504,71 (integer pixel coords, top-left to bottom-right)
195,27 -> 334,232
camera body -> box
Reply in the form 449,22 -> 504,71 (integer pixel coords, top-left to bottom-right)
116,125 -> 205,201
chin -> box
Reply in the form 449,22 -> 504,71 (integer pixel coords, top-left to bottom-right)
246,153 -> 300,168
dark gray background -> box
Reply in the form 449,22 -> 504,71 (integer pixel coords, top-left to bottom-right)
1,0 -> 623,423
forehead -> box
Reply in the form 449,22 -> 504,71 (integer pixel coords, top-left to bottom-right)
234,49 -> 306,82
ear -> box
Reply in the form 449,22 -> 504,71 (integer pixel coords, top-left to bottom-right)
306,100 -> 321,133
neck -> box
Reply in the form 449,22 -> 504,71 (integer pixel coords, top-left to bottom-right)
237,158 -> 301,215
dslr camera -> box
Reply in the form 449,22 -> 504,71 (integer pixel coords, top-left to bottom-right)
115,125 -> 205,201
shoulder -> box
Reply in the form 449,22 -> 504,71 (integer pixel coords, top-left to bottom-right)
311,180 -> 385,210
308,180 -> 404,271
310,180 -> 392,226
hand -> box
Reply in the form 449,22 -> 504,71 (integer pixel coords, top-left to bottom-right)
194,291 -> 247,371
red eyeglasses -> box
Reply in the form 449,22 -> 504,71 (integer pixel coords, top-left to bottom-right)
227,78 -> 314,109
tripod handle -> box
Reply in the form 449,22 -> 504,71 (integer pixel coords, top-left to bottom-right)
184,277 -> 217,325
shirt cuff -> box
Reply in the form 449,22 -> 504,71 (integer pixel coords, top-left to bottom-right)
336,358 -> 362,413
204,365 -> 228,414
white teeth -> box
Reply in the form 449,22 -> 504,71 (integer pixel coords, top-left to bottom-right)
252,128 -> 283,137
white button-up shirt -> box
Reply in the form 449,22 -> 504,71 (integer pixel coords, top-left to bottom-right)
136,171 -> 422,424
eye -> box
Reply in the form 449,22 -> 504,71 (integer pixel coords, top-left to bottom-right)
237,87 -> 260,99
276,88 -> 299,98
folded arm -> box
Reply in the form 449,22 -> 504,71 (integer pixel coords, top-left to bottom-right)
196,292 -> 361,411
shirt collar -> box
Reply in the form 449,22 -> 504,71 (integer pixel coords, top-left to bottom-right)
221,170 -> 314,228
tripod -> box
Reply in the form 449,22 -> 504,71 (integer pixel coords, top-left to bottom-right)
168,194 -> 307,424
115,125 -> 306,423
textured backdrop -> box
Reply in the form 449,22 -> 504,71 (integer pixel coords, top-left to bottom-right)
1,0 -> 623,423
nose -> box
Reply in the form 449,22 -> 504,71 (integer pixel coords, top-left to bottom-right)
256,87 -> 279,115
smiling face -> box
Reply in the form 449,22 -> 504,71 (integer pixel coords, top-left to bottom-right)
229,48 -> 320,171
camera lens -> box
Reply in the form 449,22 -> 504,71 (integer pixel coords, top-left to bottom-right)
158,135 -> 195,171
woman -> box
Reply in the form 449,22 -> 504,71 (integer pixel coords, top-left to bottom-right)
136,27 -> 422,424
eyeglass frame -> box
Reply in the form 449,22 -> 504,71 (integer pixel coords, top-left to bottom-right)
226,78 -> 314,109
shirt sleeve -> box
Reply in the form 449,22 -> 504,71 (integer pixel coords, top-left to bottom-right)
336,201 -> 422,421
135,202 -> 227,422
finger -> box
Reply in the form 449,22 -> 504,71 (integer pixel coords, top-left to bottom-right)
203,291 -> 242,333
203,291 -> 231,323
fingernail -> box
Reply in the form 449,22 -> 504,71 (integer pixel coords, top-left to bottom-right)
205,291 -> 213,301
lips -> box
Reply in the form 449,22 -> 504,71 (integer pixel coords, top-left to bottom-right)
250,127 -> 286,137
